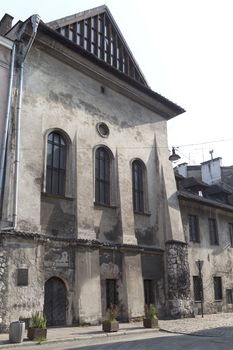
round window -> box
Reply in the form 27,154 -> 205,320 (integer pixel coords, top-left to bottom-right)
96,122 -> 110,138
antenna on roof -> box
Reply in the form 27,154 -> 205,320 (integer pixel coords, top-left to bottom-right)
209,149 -> 214,160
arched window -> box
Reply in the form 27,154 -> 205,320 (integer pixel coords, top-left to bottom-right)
46,132 -> 66,195
132,160 -> 145,213
95,147 -> 110,205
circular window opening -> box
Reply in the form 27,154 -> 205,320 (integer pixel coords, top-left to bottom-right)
96,122 -> 110,138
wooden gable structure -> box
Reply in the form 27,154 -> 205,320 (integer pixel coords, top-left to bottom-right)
47,6 -> 148,86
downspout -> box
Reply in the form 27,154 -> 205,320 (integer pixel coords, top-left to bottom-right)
1,14 -> 40,230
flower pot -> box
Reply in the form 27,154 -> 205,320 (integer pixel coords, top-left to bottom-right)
102,321 -> 119,332
27,327 -> 47,340
143,318 -> 158,328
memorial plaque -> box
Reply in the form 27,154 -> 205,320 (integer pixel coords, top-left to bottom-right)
17,268 -> 28,286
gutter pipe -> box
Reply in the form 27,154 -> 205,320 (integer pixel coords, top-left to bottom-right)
1,14 -> 40,230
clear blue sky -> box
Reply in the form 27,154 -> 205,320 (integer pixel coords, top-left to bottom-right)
2,0 -> 233,165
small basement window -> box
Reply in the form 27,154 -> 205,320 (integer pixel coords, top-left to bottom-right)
17,268 -> 29,286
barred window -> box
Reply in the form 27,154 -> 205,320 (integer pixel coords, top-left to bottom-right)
214,277 -> 222,300
208,218 -> 219,245
189,215 -> 200,242
46,132 -> 66,195
193,276 -> 202,301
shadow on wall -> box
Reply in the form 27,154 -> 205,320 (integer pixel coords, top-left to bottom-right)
41,196 -> 75,237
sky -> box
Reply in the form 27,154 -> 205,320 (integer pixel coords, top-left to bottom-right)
1,0 -> 233,166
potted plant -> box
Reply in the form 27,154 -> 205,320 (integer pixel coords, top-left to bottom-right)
143,304 -> 158,328
102,304 -> 119,332
27,311 -> 47,340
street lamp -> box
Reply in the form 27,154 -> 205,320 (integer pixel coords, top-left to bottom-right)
195,259 -> 204,317
169,147 -> 181,162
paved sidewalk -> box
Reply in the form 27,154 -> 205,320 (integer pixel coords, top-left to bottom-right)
1,313 -> 233,348
0,323 -> 159,349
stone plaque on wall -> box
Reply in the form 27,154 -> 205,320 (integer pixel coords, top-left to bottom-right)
17,268 -> 29,286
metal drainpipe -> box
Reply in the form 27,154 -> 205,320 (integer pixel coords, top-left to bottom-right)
1,14 -> 40,231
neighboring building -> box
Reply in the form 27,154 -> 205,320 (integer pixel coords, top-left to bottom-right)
177,158 -> 233,191
0,6 -> 192,331
176,158 -> 233,315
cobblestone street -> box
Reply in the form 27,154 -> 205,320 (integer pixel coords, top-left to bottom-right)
160,313 -> 233,337
1,313 -> 233,348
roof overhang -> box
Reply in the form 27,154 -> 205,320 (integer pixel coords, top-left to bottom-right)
178,190 -> 233,213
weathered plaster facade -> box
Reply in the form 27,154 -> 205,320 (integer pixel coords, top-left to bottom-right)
180,196 -> 233,315
0,7 -> 190,331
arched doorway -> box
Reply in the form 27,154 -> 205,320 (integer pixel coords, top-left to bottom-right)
44,277 -> 67,326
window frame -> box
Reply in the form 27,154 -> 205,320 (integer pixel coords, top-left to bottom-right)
193,275 -> 203,302
214,276 -> 222,301
188,215 -> 200,243
43,129 -> 72,198
208,218 -> 219,245
46,132 -> 67,196
95,146 -> 111,206
132,159 -> 148,214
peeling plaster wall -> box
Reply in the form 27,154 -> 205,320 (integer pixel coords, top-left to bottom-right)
94,207 -> 120,243
74,247 -> 102,325
2,41 -> 181,247
41,194 -> 75,237
180,198 -> 233,315
1,237 -> 44,330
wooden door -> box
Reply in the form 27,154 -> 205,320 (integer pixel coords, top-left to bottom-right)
44,277 -> 67,326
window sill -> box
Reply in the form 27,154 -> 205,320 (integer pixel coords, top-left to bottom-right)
134,211 -> 151,217
41,192 -> 74,201
94,202 -> 117,209
194,300 -> 202,303
214,299 -> 223,302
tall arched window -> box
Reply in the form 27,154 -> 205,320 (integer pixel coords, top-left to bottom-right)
46,132 -> 66,195
132,160 -> 145,212
95,147 -> 110,205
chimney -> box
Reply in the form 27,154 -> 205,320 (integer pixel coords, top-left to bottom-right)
0,14 -> 14,36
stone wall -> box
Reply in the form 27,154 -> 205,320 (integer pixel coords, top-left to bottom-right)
0,239 -> 8,332
166,240 -> 194,318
